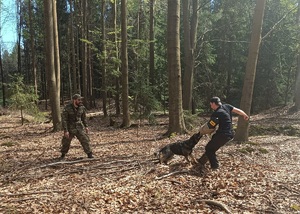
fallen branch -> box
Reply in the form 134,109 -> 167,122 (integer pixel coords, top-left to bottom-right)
165,179 -> 182,185
0,190 -> 66,197
38,158 -> 100,168
155,170 -> 189,180
200,200 -> 232,214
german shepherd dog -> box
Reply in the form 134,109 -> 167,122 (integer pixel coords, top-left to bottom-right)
155,132 -> 202,164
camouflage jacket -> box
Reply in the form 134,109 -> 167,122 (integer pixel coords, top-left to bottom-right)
62,103 -> 88,133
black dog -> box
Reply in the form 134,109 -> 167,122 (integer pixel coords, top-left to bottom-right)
155,132 -> 202,165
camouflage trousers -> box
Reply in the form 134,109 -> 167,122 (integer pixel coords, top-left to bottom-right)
61,129 -> 92,155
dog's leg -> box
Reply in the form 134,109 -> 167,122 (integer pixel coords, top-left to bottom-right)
184,155 -> 191,164
189,153 -> 198,165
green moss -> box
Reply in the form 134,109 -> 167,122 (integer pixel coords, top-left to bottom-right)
1,141 -> 18,147
258,147 -> 269,154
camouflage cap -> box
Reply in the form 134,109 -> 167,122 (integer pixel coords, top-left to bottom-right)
72,94 -> 83,100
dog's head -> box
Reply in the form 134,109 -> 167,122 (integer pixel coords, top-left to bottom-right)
191,132 -> 202,143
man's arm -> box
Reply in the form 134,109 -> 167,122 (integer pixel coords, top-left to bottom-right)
232,107 -> 249,120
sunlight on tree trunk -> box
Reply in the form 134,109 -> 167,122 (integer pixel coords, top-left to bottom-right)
234,0 -> 266,142
295,0 -> 300,110
121,0 -> 131,127
44,0 -> 61,131
166,0 -> 186,135
182,0 -> 198,112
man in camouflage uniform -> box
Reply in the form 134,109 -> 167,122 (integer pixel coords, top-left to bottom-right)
59,94 -> 93,160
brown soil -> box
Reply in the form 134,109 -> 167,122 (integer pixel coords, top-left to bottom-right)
0,107 -> 299,213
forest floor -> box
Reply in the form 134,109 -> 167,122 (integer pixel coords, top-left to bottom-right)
0,106 -> 300,214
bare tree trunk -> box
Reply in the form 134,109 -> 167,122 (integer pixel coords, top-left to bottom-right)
52,0 -> 61,102
17,0 -> 22,74
81,0 -> 88,106
295,0 -> 300,110
166,0 -> 186,135
149,0 -> 155,87
102,0 -> 108,117
68,0 -> 77,95
0,47 -> 5,107
234,0 -> 266,142
28,0 -> 38,97
182,0 -> 198,112
121,0 -> 130,127
113,0 -> 121,115
44,0 -> 61,131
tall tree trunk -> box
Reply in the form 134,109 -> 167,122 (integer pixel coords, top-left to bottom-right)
102,0 -> 108,117
81,0 -> 88,106
69,0 -> 78,95
295,0 -> 300,110
28,0 -> 38,97
44,0 -> 61,131
52,0 -> 61,102
149,0 -> 155,87
234,0 -> 266,142
113,0 -> 121,115
182,0 -> 198,112
121,0 -> 130,127
67,21 -> 72,99
166,0 -> 186,135
0,47 -> 5,107
17,0 -> 22,74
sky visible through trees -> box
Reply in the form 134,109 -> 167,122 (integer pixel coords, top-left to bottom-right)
0,0 -> 17,52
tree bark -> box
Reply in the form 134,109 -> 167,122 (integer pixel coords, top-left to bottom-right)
81,0 -> 88,106
234,0 -> 266,142
28,0 -> 38,97
68,0 -> 78,95
182,0 -> 198,112
52,0 -> 61,101
166,0 -> 186,135
113,0 -> 121,116
102,0 -> 108,117
149,0 -> 155,87
121,0 -> 130,127
44,0 -> 61,131
295,0 -> 300,110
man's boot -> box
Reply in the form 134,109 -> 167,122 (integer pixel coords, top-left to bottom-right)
59,153 -> 66,161
198,154 -> 208,165
87,152 -> 94,158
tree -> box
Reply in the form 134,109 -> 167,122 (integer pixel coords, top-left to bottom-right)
28,0 -> 37,97
149,0 -> 155,87
182,0 -> 198,112
8,74 -> 39,125
121,0 -> 130,127
234,0 -> 267,142
44,0 -> 61,131
295,0 -> 300,110
166,0 -> 186,135
101,0 -> 108,117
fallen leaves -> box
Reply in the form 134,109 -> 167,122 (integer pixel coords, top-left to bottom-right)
0,112 -> 300,213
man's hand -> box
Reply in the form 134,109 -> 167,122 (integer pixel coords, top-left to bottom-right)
243,115 -> 249,121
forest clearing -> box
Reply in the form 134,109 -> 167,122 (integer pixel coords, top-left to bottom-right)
0,106 -> 300,214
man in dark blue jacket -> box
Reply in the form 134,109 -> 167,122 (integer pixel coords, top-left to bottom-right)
198,97 -> 249,170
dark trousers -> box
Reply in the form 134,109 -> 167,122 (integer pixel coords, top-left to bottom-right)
204,133 -> 232,169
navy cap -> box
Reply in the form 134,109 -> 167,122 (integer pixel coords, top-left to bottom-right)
210,97 -> 222,105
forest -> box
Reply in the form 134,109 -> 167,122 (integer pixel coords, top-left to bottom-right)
1,0 -> 300,213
